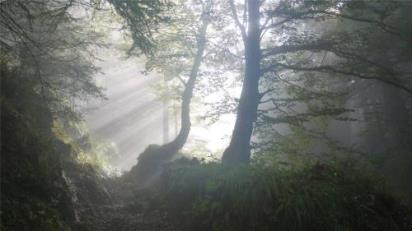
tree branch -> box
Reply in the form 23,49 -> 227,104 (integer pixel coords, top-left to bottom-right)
276,63 -> 412,95
229,0 -> 247,43
261,42 -> 335,58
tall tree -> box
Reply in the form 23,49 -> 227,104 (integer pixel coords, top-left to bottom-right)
222,0 -> 261,163
128,0 -> 212,186
222,0 -> 412,164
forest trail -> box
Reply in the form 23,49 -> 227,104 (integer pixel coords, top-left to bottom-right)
98,202 -> 174,231
63,161 -> 174,231
73,186 -> 175,231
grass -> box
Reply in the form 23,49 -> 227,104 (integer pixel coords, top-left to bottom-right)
154,160 -> 410,231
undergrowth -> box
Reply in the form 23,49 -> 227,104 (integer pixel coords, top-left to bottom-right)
156,160 -> 411,231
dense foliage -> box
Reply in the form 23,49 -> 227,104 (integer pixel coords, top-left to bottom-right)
1,64 -> 76,230
0,0 -> 167,230
157,160 -> 411,231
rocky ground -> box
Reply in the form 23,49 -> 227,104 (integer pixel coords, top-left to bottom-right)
65,161 -> 175,231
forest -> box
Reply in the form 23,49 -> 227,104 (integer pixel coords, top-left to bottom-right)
1,0 -> 412,230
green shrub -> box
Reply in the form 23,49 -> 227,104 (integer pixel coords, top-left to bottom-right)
156,161 -> 410,231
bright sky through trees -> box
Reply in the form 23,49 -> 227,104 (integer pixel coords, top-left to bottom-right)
82,22 -> 239,171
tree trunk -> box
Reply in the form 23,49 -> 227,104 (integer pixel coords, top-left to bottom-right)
129,18 -> 209,186
163,75 -> 170,144
222,0 -> 261,164
161,20 -> 209,156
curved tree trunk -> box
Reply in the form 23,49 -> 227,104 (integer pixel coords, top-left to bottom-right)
158,19 -> 209,158
222,0 -> 261,164
129,17 -> 209,186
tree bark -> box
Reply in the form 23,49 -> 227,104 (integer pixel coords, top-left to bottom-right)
222,0 -> 261,164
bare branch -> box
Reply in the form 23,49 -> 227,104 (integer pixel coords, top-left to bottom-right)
261,42 -> 335,58
259,88 -> 275,99
276,63 -> 412,95
176,75 -> 188,87
229,0 -> 247,43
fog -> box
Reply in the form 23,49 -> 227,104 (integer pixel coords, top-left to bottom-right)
83,50 -> 236,170
83,53 -> 162,170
